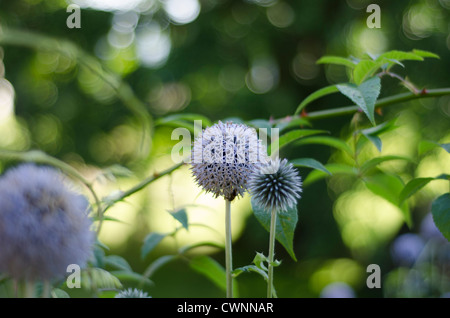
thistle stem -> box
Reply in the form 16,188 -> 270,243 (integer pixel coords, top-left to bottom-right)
225,199 -> 233,298
24,281 -> 35,298
267,208 -> 277,298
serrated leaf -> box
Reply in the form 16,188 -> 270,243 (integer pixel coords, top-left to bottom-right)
352,60 -> 384,85
232,265 -> 268,280
431,193 -> 450,242
316,56 -> 357,68
270,129 -> 327,152
141,232 -> 167,259
294,85 -> 339,115
168,208 -> 189,230
251,199 -> 298,261
337,76 -> 381,125
295,136 -> 354,157
360,155 -> 412,174
189,255 -> 228,292
364,174 -> 411,227
291,158 -> 332,175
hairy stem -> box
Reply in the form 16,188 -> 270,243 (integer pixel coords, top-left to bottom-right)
225,199 -> 233,298
267,208 -> 277,298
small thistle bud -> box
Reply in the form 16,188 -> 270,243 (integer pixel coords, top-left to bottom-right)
191,121 -> 269,201
115,288 -> 151,298
0,164 -> 95,281
249,157 -> 302,212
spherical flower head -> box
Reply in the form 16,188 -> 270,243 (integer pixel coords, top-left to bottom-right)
0,164 -> 95,281
191,121 -> 269,201
115,288 -> 151,298
249,157 -> 302,212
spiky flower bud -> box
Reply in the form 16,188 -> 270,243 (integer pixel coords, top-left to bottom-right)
115,288 -> 151,298
191,121 -> 269,201
0,164 -> 95,281
248,158 -> 302,212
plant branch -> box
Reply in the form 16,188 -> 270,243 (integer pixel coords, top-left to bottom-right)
288,87 -> 450,122
103,162 -> 185,212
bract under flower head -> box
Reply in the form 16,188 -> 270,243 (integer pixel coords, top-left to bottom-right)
0,164 -> 95,281
249,157 -> 302,212
191,121 -> 269,201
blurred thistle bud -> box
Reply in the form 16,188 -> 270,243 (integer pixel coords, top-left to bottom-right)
320,282 -> 355,298
249,157 -> 302,212
191,121 -> 269,201
390,233 -> 425,267
115,288 -> 151,298
0,164 -> 95,281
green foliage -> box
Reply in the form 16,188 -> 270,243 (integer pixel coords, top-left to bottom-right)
431,194 -> 450,242
251,199 -> 298,261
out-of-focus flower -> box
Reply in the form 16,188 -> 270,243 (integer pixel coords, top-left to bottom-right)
248,157 -> 302,212
320,282 -> 355,298
115,288 -> 151,298
191,121 -> 268,201
390,233 -> 425,267
0,164 -> 95,281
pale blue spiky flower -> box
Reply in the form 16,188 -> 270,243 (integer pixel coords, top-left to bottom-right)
191,121 -> 269,201
0,164 -> 95,281
115,288 -> 151,298
248,157 -> 302,212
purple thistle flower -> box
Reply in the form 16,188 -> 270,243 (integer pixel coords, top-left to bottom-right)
248,158 -> 302,212
191,121 -> 269,201
0,164 -> 95,281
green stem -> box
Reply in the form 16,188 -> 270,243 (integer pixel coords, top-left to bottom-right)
267,208 -> 277,298
24,281 -> 35,298
225,199 -> 233,298
288,88 -> 450,122
41,280 -> 51,298
104,162 -> 185,213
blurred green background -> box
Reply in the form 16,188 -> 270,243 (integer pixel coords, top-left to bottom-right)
0,0 -> 449,298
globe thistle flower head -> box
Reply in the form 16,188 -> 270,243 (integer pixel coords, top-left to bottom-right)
115,288 -> 151,298
0,164 -> 95,281
249,157 -> 302,212
191,121 -> 269,201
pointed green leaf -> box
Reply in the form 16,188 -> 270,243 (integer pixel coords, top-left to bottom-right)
251,199 -> 298,261
360,155 -> 413,174
431,193 -> 450,242
412,49 -> 440,59
104,255 -> 133,272
377,50 -> 424,62
291,158 -> 332,175
141,232 -> 167,259
294,85 -> 339,115
337,76 -> 381,125
316,56 -> 357,68
168,208 -> 189,230
398,177 -> 435,205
